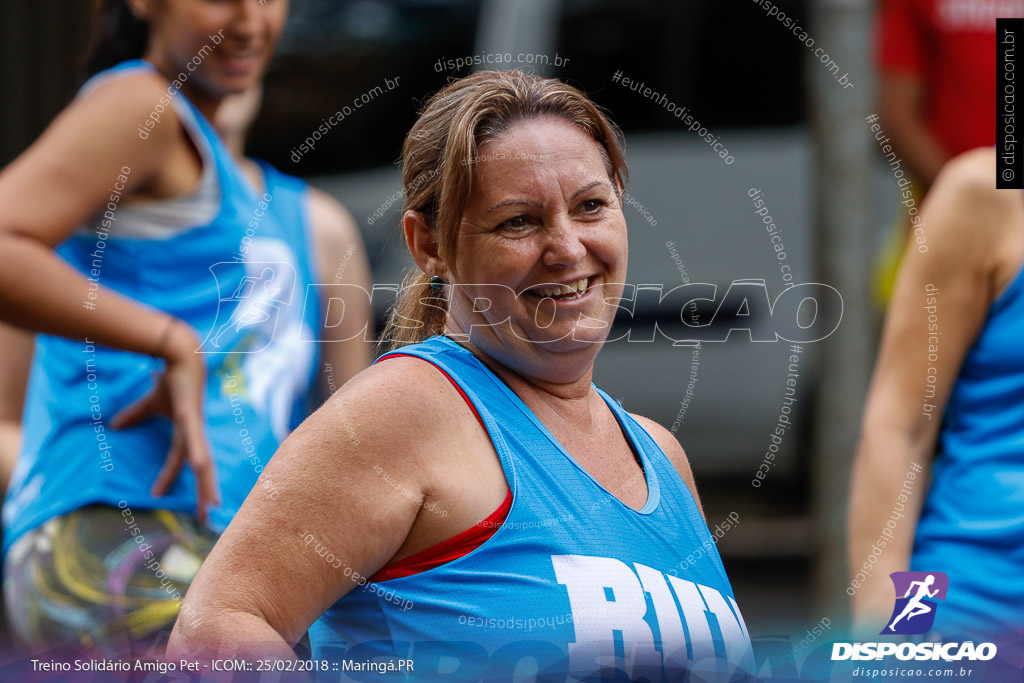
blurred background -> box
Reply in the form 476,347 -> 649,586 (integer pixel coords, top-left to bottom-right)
1,0 -> 899,659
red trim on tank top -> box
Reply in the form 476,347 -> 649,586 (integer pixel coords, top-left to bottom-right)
376,351 -> 486,428
370,352 -> 511,582
369,488 -> 513,582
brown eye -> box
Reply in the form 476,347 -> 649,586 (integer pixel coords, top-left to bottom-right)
498,215 -> 535,232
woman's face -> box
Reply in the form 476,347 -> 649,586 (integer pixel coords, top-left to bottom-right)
140,0 -> 287,97
448,116 -> 628,382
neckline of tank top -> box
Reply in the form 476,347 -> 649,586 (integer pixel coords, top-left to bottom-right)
433,334 -> 659,515
436,332 -> 645,469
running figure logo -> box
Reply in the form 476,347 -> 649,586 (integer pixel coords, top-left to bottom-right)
881,571 -> 949,635
201,261 -> 296,353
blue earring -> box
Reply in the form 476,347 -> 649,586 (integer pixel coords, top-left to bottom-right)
429,275 -> 445,290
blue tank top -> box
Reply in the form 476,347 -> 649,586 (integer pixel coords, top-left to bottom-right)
911,257 -> 1024,637
2,60 -> 321,551
309,335 -> 753,682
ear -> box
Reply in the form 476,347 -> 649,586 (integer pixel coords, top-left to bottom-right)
403,210 -> 445,279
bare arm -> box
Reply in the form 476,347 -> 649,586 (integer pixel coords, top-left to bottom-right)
168,359 -> 457,659
307,188 -> 374,401
879,74 -> 949,191
0,73 -> 218,517
0,324 -> 33,491
848,149 -> 1019,632
0,74 -> 189,352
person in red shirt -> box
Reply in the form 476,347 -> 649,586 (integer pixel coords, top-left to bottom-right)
878,0 -> 1000,188
873,0 -> 1005,305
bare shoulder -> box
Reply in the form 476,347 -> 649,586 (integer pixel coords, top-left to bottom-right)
39,72 -> 179,184
305,188 -> 369,287
938,147 -> 998,187
80,69 -> 174,106
629,413 -> 686,464
921,147 -> 1024,290
70,71 -> 181,148
928,148 -> 1020,224
306,188 -> 363,251
0,71 -> 180,244
629,412 -> 705,518
310,351 -> 476,459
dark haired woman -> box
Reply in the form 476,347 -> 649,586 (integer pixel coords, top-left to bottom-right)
171,70 -> 754,682
0,0 -> 370,655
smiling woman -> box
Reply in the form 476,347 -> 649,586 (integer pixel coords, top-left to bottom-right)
170,70 -> 754,681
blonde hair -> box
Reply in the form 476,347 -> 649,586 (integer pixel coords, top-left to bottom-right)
380,70 -> 628,352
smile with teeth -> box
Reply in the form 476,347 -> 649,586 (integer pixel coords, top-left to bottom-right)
527,277 -> 590,299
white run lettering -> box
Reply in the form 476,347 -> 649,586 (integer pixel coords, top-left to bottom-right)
635,563 -> 689,669
666,574 -> 717,662
551,555 -> 659,679
552,554 -> 753,679
698,584 -> 752,664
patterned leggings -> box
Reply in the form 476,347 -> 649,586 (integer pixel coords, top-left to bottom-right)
4,505 -> 217,657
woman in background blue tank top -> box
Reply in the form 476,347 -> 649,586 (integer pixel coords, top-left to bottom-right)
172,70 -> 754,682
0,0 -> 371,655
849,147 -> 1024,642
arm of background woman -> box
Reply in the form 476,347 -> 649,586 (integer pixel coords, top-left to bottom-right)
848,149 -> 1017,633
0,323 -> 33,492
308,188 -> 374,400
0,73 -> 186,351
168,358 -> 455,659
0,73 -> 218,517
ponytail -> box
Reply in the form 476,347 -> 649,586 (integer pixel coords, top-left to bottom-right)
80,0 -> 149,82
378,271 -> 448,355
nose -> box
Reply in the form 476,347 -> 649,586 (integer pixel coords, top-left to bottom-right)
226,0 -> 264,38
542,215 -> 587,267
